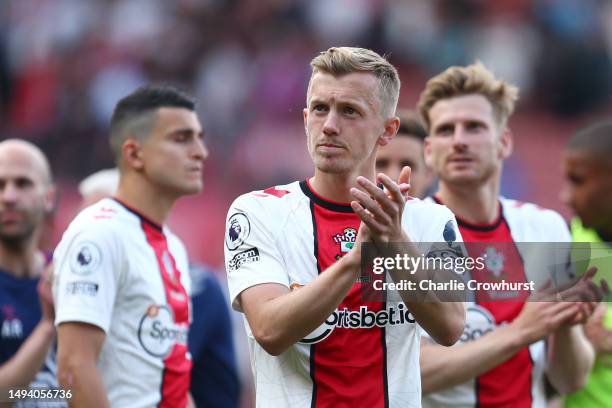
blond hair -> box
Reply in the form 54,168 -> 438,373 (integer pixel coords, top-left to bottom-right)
417,62 -> 519,131
307,47 -> 400,118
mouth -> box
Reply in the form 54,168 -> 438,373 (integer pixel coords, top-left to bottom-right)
447,156 -> 474,165
0,211 -> 23,224
317,143 -> 345,152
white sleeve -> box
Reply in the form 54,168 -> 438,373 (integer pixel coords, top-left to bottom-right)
53,224 -> 123,333
224,195 -> 289,311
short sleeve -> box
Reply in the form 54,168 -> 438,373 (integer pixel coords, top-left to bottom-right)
53,224 -> 123,333
224,195 -> 289,311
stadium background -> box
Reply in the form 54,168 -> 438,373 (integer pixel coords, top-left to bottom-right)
1,1 -> 611,406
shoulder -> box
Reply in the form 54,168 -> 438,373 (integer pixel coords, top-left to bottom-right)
501,198 -> 570,241
402,197 -> 458,242
226,181 -> 305,238
501,198 -> 567,228
65,198 -> 135,238
228,181 -> 304,214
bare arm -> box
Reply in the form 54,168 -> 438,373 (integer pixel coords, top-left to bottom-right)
57,322 -> 108,408
0,320 -> 55,387
546,324 -> 594,394
421,301 -> 579,394
0,266 -> 56,387
239,230 -> 363,356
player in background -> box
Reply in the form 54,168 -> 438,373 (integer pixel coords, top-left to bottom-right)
417,62 -> 601,407
54,85 -> 207,408
0,139 -> 65,407
76,166 -> 241,407
561,120 -> 612,408
375,109 -> 434,198
78,168 -> 119,209
224,46 -> 465,408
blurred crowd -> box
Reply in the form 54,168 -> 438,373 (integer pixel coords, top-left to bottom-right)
1,0 -> 612,265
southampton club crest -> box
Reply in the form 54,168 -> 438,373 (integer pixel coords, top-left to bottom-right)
483,246 -> 505,279
333,227 -> 357,259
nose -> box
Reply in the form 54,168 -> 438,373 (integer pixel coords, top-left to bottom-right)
451,126 -> 469,152
193,137 -> 209,162
323,110 -> 339,136
0,182 -> 19,204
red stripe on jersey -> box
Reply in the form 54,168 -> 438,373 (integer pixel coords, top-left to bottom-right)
310,204 -> 387,408
142,222 -> 192,408
459,219 -> 533,408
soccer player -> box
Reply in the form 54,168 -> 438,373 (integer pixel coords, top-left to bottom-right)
376,109 -> 434,198
53,86 -> 207,408
224,47 -> 465,407
0,139 -> 61,405
561,120 -> 612,408
417,62 -> 600,407
76,167 -> 241,407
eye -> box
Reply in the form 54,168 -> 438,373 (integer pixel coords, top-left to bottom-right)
15,177 -> 33,189
435,124 -> 453,136
466,121 -> 485,131
376,159 -> 389,169
313,104 -> 328,113
343,106 -> 357,115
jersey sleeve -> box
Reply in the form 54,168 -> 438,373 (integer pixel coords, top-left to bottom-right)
53,223 -> 124,333
224,194 -> 289,311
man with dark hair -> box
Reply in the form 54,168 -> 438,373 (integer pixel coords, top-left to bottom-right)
54,85 -> 208,407
562,119 -> 612,408
0,139 -> 63,407
376,109 -> 433,198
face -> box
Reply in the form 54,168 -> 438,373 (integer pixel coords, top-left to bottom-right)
304,72 -> 397,176
561,150 -> 612,230
376,136 -> 432,198
424,94 -> 511,187
135,107 -> 208,197
0,146 -> 53,243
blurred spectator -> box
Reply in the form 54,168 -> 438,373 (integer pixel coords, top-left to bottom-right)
0,139 -> 64,407
375,109 -> 434,198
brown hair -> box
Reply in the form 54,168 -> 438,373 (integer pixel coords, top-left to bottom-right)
397,109 -> 427,141
417,62 -> 518,131
308,47 -> 401,118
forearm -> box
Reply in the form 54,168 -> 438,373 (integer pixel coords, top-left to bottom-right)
547,325 -> 594,394
58,358 -> 108,408
245,252 -> 360,355
387,241 -> 465,345
421,324 -> 524,394
0,320 -> 55,387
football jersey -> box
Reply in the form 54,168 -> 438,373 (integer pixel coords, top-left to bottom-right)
53,198 -> 191,408
422,197 -> 572,408
224,180 -> 462,408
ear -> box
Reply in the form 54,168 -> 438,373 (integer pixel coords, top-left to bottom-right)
499,128 -> 513,160
122,138 -> 145,171
423,136 -> 433,168
44,184 -> 57,215
378,116 -> 400,147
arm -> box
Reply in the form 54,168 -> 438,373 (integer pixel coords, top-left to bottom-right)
240,235 -> 363,356
0,265 -> 55,387
57,322 -> 108,408
546,325 -> 594,394
421,301 -> 580,394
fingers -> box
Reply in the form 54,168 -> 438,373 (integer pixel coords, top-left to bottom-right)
398,166 -> 411,187
377,173 -> 404,206
350,200 -> 386,234
350,187 -> 392,225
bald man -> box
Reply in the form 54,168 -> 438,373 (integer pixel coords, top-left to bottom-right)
0,139 -> 62,405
